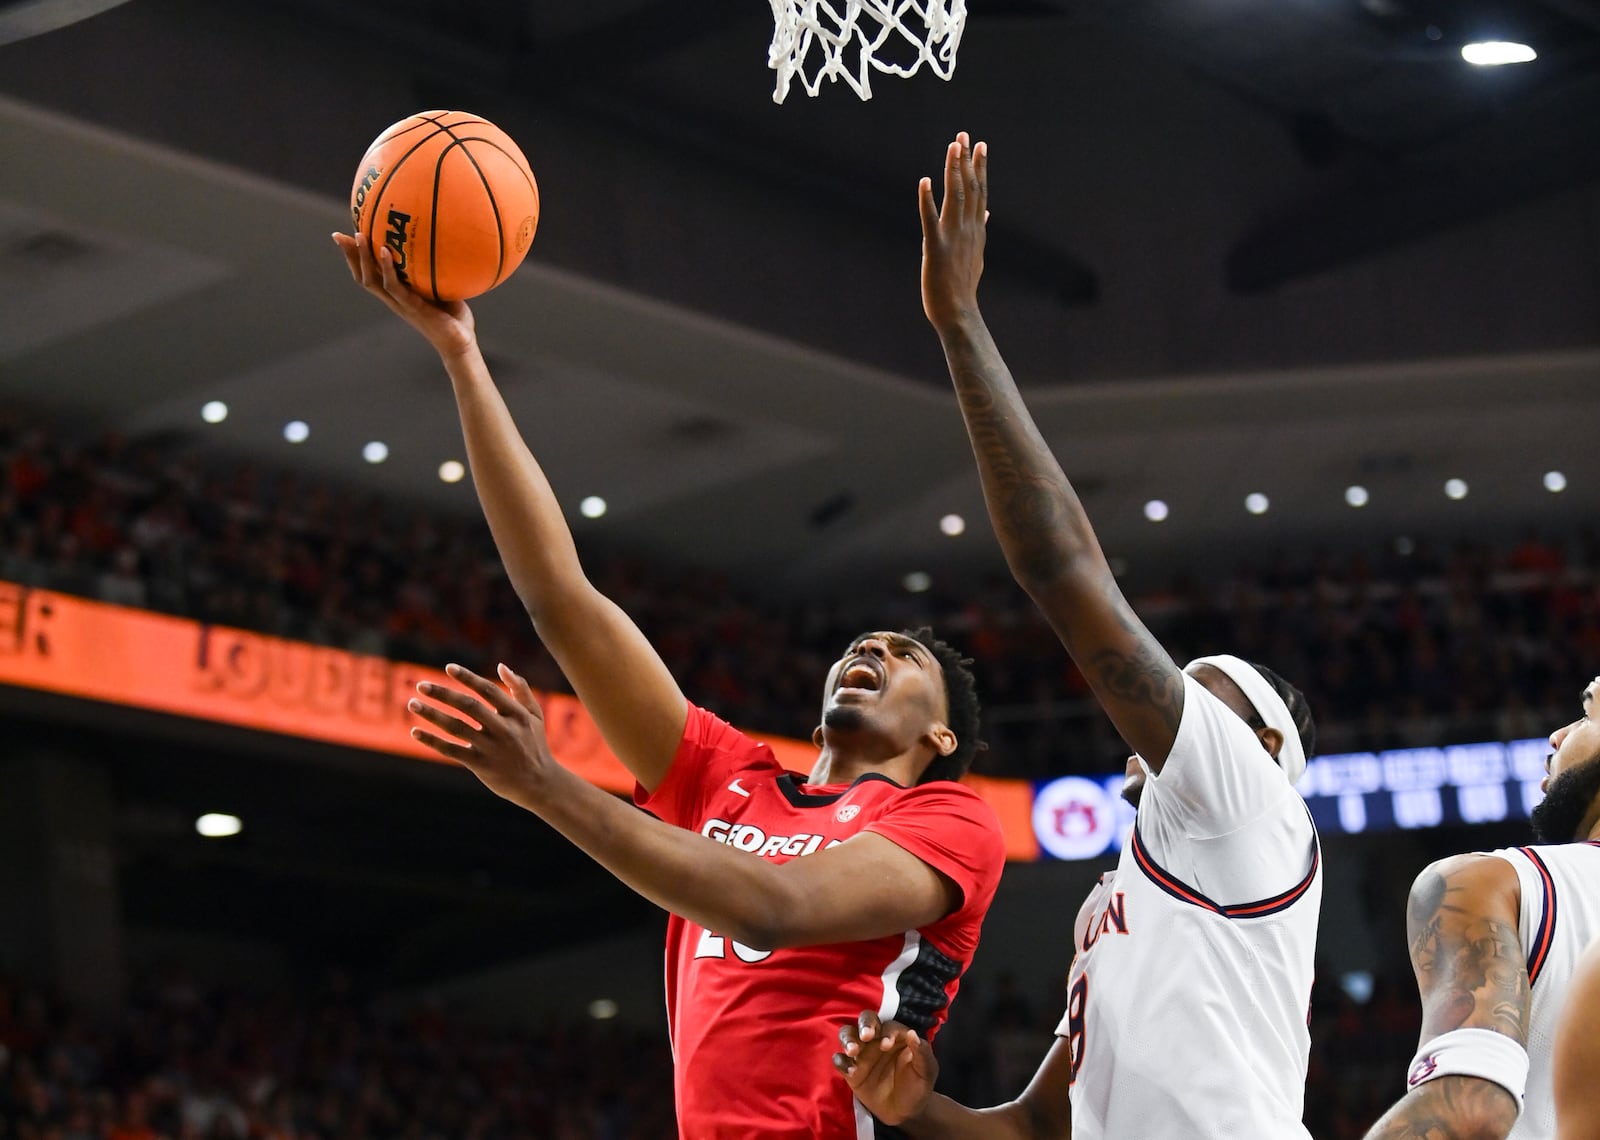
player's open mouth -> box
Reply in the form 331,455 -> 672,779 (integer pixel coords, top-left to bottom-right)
837,659 -> 884,693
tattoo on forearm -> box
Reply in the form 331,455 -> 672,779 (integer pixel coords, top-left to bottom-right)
947,355 -> 1082,585
1407,869 -> 1530,1042
1087,581 -> 1183,732
1365,1076 -> 1518,1139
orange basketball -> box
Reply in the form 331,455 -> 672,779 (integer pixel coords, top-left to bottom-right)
350,110 -> 539,303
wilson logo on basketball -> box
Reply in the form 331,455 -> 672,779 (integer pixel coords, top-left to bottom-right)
351,164 -> 381,230
835,804 -> 861,823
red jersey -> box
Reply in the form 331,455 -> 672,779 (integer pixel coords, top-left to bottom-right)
635,703 -> 1006,1139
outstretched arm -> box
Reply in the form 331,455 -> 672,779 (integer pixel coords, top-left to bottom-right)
1361,854 -> 1527,1140
335,233 -> 685,791
410,664 -> 961,948
919,137 -> 1185,767
834,1011 -> 1074,1139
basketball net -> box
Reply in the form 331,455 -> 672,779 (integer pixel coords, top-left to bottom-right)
768,0 -> 967,103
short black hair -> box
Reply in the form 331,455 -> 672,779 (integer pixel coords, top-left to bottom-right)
903,626 -> 985,784
1249,661 -> 1316,760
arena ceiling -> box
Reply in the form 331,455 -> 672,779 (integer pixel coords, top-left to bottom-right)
2,0 -> 1599,987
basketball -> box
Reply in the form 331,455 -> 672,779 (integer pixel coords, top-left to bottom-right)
349,110 -> 539,303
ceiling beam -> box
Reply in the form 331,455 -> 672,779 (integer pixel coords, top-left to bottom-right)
0,0 -> 133,46
1227,71 -> 1600,292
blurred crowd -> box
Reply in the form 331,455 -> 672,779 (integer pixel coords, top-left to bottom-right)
0,967 -> 1416,1140
2,407 -> 1592,779
0,976 -> 675,1140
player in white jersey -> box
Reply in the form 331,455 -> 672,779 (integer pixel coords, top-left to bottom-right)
1363,677 -> 1600,1140
831,133 -> 1321,1139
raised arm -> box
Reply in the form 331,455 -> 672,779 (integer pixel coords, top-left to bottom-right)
409,664 -> 965,949
1361,854 -> 1527,1140
834,1012 -> 1074,1139
335,233 -> 685,790
919,137 -> 1185,767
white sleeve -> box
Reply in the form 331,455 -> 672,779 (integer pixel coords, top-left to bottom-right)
1135,673 -> 1314,901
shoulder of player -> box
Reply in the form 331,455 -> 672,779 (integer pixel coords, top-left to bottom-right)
874,777 -> 1002,818
1408,852 -> 1522,924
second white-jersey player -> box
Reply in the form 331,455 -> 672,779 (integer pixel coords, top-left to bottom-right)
1362,676 -> 1600,1140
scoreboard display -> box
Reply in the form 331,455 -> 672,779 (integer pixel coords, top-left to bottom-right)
1031,737 -> 1550,862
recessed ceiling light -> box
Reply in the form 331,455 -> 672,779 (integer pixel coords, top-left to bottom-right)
1444,478 -> 1469,500
1344,485 -> 1370,508
1544,471 -> 1568,493
283,420 -> 310,443
1395,535 -> 1416,556
579,496 -> 607,519
362,441 -> 389,464
902,571 -> 932,593
1143,499 -> 1169,522
201,400 -> 228,424
1245,493 -> 1269,515
195,812 -> 242,838
438,460 -> 466,484
588,998 -> 619,1021
1462,41 -> 1536,66
939,513 -> 966,537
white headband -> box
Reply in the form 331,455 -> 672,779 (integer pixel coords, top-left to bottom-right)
1185,654 -> 1307,785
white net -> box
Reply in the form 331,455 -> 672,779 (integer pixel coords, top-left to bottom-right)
768,0 -> 967,103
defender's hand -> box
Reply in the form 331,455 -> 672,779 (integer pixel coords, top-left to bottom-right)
918,132 -> 988,332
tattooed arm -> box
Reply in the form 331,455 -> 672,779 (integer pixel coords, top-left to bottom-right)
918,134 -> 1185,766
1361,854 -> 1527,1140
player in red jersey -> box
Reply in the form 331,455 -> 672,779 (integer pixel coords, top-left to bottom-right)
334,232 -> 1007,1139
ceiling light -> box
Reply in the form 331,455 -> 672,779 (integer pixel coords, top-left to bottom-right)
362,441 -> 389,464
579,496 -> 607,519
1395,535 -> 1415,556
1344,485 -> 1370,508
1544,471 -> 1567,493
1461,41 -> 1536,66
195,812 -> 242,838
1444,478 -> 1468,500
200,400 -> 228,424
283,420 -> 310,443
902,571 -> 932,593
588,998 -> 619,1021
438,460 -> 466,484
1143,500 -> 1169,522
939,513 -> 966,537
1244,493 -> 1269,515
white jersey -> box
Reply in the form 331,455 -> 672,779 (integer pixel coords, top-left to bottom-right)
1486,841 -> 1600,1140
1057,673 -> 1322,1139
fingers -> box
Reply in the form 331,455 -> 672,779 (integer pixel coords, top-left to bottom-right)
441,663 -> 521,715
942,139 -> 962,221
406,694 -> 481,743
831,1050 -> 858,1079
974,139 -> 989,221
857,1009 -> 882,1043
917,176 -> 939,241
498,663 -> 544,719
409,725 -> 474,764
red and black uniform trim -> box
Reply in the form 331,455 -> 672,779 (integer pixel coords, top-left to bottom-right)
1517,846 -> 1558,985
1131,819 -> 1320,919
